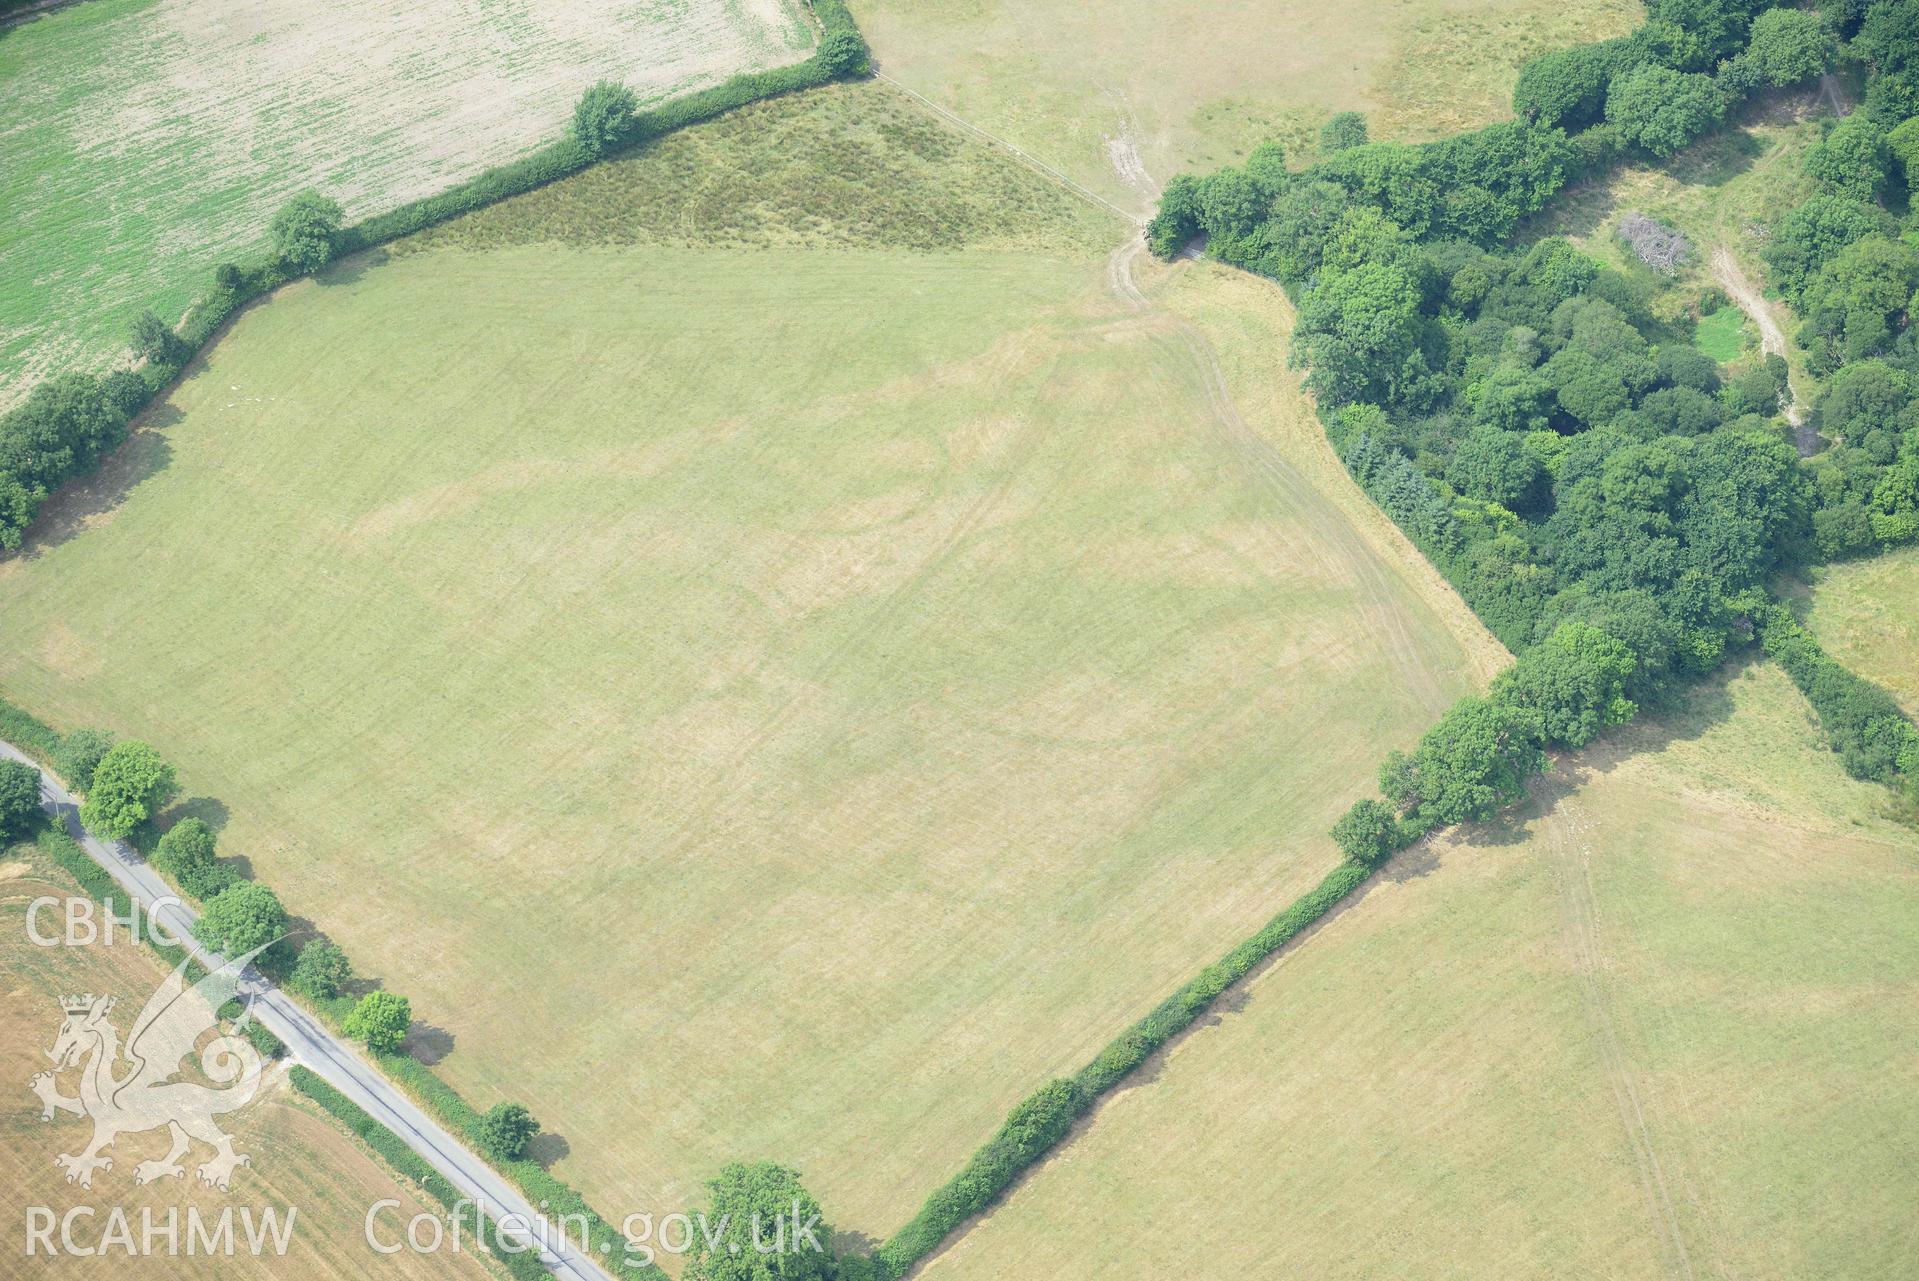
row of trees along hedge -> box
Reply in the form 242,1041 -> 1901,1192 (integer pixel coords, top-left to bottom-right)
0,0 -> 870,555
1143,0 -> 1918,770
0,704 -> 654,1272
870,858 -> 1369,1277
874,7 -> 1919,1275
0,10 -> 874,1256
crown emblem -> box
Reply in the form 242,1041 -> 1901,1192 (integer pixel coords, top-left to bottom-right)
60,994 -> 105,1014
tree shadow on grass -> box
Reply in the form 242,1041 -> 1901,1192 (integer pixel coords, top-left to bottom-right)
1460,653 -> 1748,850
831,1230 -> 880,1263
524,1132 -> 570,1172
278,914 -> 329,956
314,247 -> 389,289
896,660 -> 1755,1277
155,795 -> 230,835
894,830 -> 1453,1278
9,415 -> 176,560
1663,124 -> 1765,191
403,1021 -> 456,1066
1516,172 -> 1618,246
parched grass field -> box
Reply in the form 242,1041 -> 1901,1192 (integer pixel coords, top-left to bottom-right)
922,661 -> 1919,1280
0,83 -> 1502,1239
858,0 -> 1641,211
1800,546 -> 1919,718
1,841 -> 497,1281
0,0 -> 814,401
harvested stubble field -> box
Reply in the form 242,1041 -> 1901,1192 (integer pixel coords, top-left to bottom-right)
0,0 -> 814,401
858,0 -> 1641,212
0,841 -> 496,1281
0,83 -> 1502,1241
921,661 -> 1919,1281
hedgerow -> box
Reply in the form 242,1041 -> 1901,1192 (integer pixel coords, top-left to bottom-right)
6,699 -> 658,1274
0,15 -> 879,1226
875,861 -> 1369,1276
881,11 -> 1919,1274
33,821 -> 286,1058
1,0 -> 871,557
0,694 -> 61,762
1754,601 -> 1919,785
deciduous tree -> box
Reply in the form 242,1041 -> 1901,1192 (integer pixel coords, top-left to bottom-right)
685,1162 -> 835,1281
193,882 -> 285,957
269,191 -> 343,274
1605,64 -> 1726,159
343,992 -> 412,1054
571,81 -> 636,156
0,759 -> 40,842
78,740 -> 175,839
290,939 -> 353,1001
478,1102 -> 540,1160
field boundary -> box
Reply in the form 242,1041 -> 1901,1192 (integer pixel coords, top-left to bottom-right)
864,13 -> 1919,1278
0,2 -> 876,1253
872,859 -> 1371,1276
872,72 -> 1141,225
0,0 -> 869,553
18,816 -> 548,1281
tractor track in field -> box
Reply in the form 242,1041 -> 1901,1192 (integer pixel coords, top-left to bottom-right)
1105,234 -> 1452,710
870,74 -> 1496,709
878,85 -> 1506,1275
1546,796 -> 1709,1281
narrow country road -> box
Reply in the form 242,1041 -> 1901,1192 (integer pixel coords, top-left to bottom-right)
0,738 -> 619,1281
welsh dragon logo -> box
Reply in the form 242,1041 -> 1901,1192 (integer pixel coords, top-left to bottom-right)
29,945 -> 267,1191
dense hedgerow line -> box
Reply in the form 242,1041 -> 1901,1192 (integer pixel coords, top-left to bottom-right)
872,861 -> 1371,1277
1754,600 -> 1919,784
8,698 -> 667,1273
32,820 -> 287,1059
0,9 -> 873,1275
1144,0 -> 1919,828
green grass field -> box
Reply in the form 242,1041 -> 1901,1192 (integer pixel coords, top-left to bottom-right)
1800,545 -> 1919,718
923,661 -> 1919,1280
1,841 -> 496,1281
0,83 -> 1501,1240
1693,305 -> 1750,363
0,0 -> 813,402
859,0 -> 1640,212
